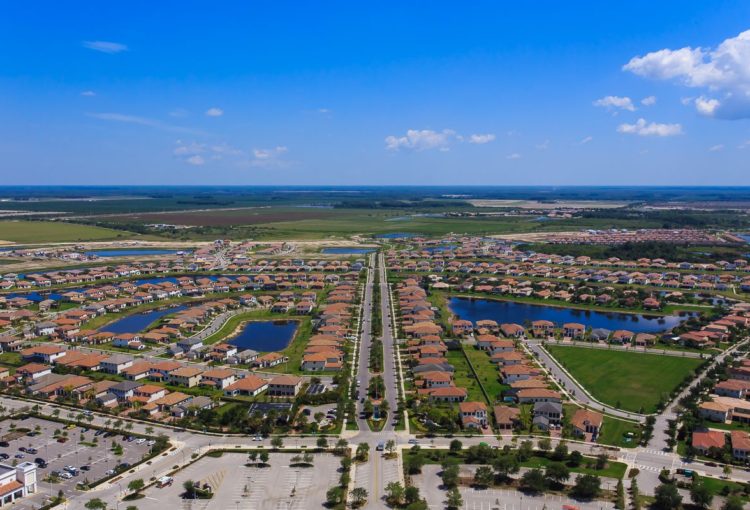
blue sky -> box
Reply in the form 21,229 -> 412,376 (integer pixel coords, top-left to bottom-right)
1,1 -> 749,185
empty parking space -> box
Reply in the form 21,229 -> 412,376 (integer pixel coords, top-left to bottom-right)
138,451 -> 341,510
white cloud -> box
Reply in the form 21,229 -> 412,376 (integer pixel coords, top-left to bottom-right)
506,153 -> 522,160
593,95 -> 635,111
468,133 -> 496,144
169,108 -> 188,118
694,96 -> 720,116
617,118 -> 683,137
623,29 -> 750,119
185,155 -> 205,166
738,140 -> 750,149
641,96 -> 657,106
709,144 -> 724,152
536,139 -> 550,150
579,136 -> 593,145
82,41 -> 128,54
80,90 -> 96,97
205,107 -> 224,117
385,129 -> 458,151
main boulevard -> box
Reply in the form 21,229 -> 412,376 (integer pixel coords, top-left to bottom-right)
3,254 -> 750,509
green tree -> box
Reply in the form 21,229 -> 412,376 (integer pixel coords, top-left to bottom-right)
183,480 -> 196,499
568,450 -> 583,467
441,464 -> 460,489
404,486 -> 420,505
326,486 -> 343,506
571,474 -> 601,500
537,437 -> 552,453
351,487 -> 368,507
85,499 -> 107,510
385,481 -> 405,506
551,442 -> 568,461
653,483 -> 682,510
446,487 -> 463,510
690,480 -> 713,509
317,436 -> 328,449
449,439 -> 463,454
473,465 -> 494,488
259,451 -> 269,464
356,442 -> 370,462
127,478 -> 145,493
544,462 -> 570,486
385,439 -> 396,455
271,436 -> 283,449
520,468 -> 547,493
492,454 -> 520,481
517,440 -> 534,461
722,495 -> 744,510
334,438 -> 348,455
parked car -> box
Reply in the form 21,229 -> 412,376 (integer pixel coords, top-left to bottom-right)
80,465 -> 91,471
26,448 -> 38,454
0,454 -> 8,460
34,458 -> 47,468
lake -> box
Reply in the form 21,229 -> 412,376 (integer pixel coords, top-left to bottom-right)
448,297 -> 694,334
228,320 -> 298,352
322,247 -> 375,254
86,249 -> 186,257
376,232 -> 417,239
101,305 -> 188,334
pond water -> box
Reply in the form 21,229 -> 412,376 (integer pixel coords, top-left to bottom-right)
322,247 -> 375,254
101,305 -> 188,334
448,297 -> 694,334
376,232 -> 417,239
227,320 -> 298,352
737,234 -> 750,244
85,249 -> 186,257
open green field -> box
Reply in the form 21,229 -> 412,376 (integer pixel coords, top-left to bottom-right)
546,345 -> 703,413
599,415 -> 642,448
0,220 -> 143,244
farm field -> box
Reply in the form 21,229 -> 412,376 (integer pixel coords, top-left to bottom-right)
0,220 -> 144,244
546,345 -> 703,413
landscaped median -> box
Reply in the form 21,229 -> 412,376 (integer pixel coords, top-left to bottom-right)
545,344 -> 706,413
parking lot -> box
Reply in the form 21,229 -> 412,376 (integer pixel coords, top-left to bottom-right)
0,416 -> 153,510
137,451 -> 341,510
414,465 -> 616,510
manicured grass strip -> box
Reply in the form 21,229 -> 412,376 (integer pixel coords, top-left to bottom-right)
463,346 -> 509,403
445,349 -> 485,403
546,345 -> 703,413
598,415 -> 642,448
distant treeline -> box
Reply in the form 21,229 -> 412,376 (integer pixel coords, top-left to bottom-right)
334,199 -> 473,209
518,241 -> 749,263
580,209 -> 750,229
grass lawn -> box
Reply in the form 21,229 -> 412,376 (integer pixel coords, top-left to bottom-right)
696,475 -> 749,500
546,345 -> 703,413
463,345 -> 508,403
598,415 -> 642,448
445,349 -> 486,403
0,220 -> 143,244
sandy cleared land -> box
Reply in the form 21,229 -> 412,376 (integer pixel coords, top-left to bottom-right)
469,199 -> 632,209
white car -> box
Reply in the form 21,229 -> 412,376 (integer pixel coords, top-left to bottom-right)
60,472 -> 72,480
135,438 -> 146,444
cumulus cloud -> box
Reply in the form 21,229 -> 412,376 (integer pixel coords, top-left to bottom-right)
468,133 -> 496,144
205,107 -> 224,117
709,144 -> 724,152
506,153 -> 522,160
739,140 -> 750,149
593,95 -> 635,111
579,136 -> 593,145
641,96 -> 657,106
536,139 -> 550,150
185,155 -> 205,166
80,90 -> 96,97
617,118 -> 683,137
385,129 -> 458,151
82,41 -> 128,54
623,29 -> 750,119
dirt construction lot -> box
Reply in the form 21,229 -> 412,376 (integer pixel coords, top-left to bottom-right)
136,451 -> 341,510
0,416 -> 153,510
